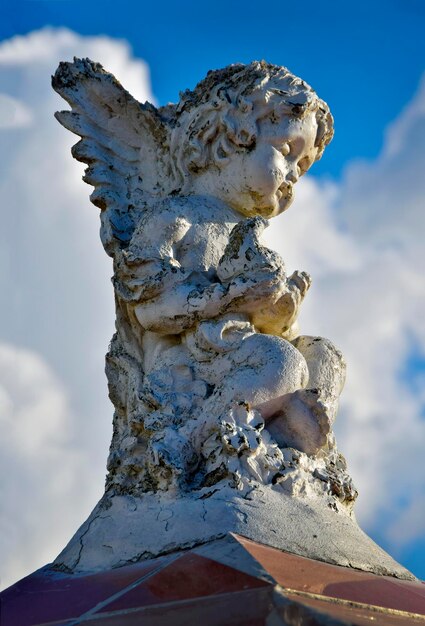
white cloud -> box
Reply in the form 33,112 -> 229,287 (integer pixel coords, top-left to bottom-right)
1,27 -> 424,586
0,28 -> 154,589
0,28 -> 153,104
386,495 -> 425,547
0,343 -> 93,590
0,93 -> 33,129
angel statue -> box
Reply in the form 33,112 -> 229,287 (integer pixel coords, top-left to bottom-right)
50,58 -> 391,575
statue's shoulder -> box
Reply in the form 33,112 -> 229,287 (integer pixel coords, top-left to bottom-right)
143,194 -> 238,230
136,197 -> 196,239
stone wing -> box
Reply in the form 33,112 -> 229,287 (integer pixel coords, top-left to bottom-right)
52,57 -> 171,256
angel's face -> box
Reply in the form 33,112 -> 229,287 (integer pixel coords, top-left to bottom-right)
215,111 -> 319,218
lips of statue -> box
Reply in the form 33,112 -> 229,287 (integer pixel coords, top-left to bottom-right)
214,111 -> 319,218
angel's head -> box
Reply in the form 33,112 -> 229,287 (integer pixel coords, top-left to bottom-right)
167,61 -> 333,217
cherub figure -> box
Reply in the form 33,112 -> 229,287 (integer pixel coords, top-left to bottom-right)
53,60 -> 349,497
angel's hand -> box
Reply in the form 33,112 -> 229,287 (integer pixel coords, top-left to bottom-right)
277,271 -> 311,323
249,270 -> 311,335
287,270 -> 312,298
223,266 -> 287,313
217,216 -> 283,282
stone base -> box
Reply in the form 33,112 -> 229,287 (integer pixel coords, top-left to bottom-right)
53,483 -> 414,580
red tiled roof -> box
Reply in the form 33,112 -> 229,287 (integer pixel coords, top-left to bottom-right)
2,534 -> 424,625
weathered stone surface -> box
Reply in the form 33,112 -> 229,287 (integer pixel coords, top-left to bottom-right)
53,487 -> 412,579
51,58 -> 412,578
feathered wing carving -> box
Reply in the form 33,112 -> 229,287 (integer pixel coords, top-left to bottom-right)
52,58 -> 181,491
52,57 -> 173,256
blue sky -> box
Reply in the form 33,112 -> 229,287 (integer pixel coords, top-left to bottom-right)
1,0 -> 424,586
2,0 -> 425,178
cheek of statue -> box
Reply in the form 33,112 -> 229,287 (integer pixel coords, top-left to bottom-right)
219,146 -> 286,217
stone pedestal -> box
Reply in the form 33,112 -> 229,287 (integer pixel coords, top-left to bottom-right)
53,487 -> 413,580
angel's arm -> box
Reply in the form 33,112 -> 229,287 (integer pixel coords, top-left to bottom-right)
131,270 -> 282,335
115,213 -> 292,335
124,262 -> 287,335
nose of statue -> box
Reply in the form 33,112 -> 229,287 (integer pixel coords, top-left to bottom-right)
286,168 -> 298,184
